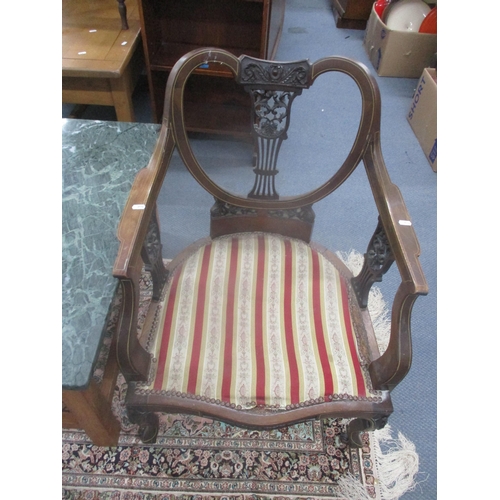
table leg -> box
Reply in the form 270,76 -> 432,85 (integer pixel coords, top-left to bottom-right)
110,67 -> 135,122
63,382 -> 121,446
62,339 -> 122,446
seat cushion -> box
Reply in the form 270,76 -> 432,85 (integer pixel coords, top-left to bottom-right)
140,233 -> 378,409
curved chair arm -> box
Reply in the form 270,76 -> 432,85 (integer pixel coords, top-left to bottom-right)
363,134 -> 428,390
112,124 -> 176,381
114,124 -> 174,277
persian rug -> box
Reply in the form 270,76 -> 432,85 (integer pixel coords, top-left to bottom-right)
63,377 -> 379,499
62,252 -> 417,499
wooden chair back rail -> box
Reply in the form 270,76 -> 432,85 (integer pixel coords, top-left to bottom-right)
112,47 -> 428,404
167,50 -> 381,210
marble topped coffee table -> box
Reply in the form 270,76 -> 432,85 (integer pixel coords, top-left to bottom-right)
62,119 -> 159,444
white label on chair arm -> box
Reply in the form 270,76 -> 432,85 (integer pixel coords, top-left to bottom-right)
398,219 -> 412,226
132,204 -> 146,210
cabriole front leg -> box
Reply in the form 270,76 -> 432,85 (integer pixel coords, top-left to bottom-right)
127,407 -> 159,444
344,415 -> 389,448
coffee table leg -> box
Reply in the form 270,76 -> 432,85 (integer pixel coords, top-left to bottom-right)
63,382 -> 121,446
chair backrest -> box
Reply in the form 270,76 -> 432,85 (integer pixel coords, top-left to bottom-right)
164,48 -> 383,242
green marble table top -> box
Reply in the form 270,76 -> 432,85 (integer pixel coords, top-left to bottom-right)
62,119 -> 160,390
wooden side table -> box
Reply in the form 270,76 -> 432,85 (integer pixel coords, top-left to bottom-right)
62,0 -> 144,122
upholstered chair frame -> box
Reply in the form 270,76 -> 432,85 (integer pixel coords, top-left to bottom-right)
113,48 -> 428,446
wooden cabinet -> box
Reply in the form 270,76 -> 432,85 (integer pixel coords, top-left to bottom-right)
138,0 -> 286,135
330,0 -> 373,29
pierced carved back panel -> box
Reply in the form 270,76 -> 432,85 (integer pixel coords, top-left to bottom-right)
237,57 -> 312,200
168,48 -> 381,211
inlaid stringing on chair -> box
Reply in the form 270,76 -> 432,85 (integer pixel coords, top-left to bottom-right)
113,48 -> 428,446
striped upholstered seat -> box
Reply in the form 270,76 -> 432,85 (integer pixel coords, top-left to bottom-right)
139,233 -> 378,409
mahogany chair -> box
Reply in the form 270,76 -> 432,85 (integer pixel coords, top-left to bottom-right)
113,48 -> 428,446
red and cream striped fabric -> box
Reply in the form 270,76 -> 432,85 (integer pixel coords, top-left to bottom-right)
145,233 -> 374,408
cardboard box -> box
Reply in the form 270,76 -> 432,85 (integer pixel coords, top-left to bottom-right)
363,4 -> 437,78
407,68 -> 437,171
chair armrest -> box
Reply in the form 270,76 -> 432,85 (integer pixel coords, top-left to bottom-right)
363,134 -> 429,390
114,124 -> 175,279
112,124 -> 175,381
364,134 -> 428,294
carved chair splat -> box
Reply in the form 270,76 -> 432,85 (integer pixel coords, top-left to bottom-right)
113,48 -> 428,446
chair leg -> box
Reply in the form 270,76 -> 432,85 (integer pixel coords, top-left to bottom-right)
344,415 -> 388,448
128,408 -> 159,444
117,0 -> 129,30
